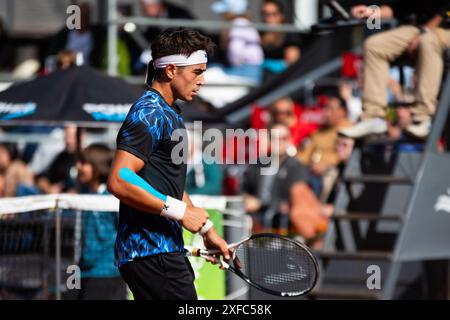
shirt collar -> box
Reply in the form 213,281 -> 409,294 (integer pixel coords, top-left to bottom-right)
146,87 -> 182,114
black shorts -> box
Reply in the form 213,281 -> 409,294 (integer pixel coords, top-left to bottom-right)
119,252 -> 197,300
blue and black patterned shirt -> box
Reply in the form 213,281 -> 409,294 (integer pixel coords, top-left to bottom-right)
115,89 -> 187,267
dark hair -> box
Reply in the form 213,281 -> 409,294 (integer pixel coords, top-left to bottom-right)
327,94 -> 348,113
0,143 -> 18,161
263,0 -> 285,16
79,144 -> 113,184
56,50 -> 77,69
146,28 -> 215,84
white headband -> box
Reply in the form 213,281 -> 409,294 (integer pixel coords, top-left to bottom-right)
153,50 -> 208,68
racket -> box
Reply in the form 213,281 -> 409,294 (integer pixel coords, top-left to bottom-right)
119,168 -> 319,296
185,233 -> 319,297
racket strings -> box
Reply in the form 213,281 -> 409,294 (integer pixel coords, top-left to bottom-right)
234,237 -> 316,295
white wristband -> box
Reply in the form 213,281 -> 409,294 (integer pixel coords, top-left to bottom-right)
199,219 -> 214,236
161,196 -> 186,221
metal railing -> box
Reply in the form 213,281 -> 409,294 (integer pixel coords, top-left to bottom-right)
0,194 -> 249,300
105,0 -> 308,76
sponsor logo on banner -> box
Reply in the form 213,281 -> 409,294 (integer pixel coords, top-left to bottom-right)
434,189 -> 450,214
0,102 -> 36,120
83,103 -> 132,121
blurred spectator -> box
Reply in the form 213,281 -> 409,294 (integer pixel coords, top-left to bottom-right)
243,122 -> 331,247
134,0 -> 195,73
0,143 -> 35,197
387,106 -> 413,140
140,0 -> 194,43
325,135 -> 355,203
269,97 -> 306,149
56,50 -> 77,70
297,95 -> 351,180
37,125 -> 83,194
387,66 -> 416,106
45,3 -> 132,75
46,3 -> 105,69
260,0 -> 301,80
185,129 -> 223,195
251,98 -> 325,150
338,80 -> 362,122
211,0 -> 264,82
297,95 -> 351,200
67,144 -> 127,300
341,1 -> 450,140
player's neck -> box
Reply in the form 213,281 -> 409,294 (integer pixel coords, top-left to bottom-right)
151,82 -> 175,106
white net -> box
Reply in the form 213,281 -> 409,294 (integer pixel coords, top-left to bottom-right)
0,194 -> 250,300
0,194 -> 118,299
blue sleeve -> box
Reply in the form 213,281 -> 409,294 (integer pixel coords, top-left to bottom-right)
117,107 -> 165,162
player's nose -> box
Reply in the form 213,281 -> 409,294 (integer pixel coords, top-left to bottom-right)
197,74 -> 205,86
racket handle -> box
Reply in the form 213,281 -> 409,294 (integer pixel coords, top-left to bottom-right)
200,248 -> 221,255
190,247 -> 201,257
186,247 -> 209,257
187,248 -> 231,270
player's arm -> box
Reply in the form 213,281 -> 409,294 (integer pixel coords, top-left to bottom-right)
183,191 -> 194,206
107,149 -> 164,214
107,150 -> 210,233
182,191 -> 230,261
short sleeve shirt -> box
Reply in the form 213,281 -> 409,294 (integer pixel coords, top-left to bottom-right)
115,88 -> 187,267
243,156 -> 311,205
272,156 -> 311,203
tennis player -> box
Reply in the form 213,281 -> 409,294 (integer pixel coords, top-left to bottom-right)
107,28 -> 230,300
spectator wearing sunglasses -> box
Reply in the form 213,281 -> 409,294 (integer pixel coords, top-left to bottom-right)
243,122 -> 332,248
269,97 -> 307,149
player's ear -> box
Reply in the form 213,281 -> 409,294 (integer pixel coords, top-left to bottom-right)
165,64 -> 176,80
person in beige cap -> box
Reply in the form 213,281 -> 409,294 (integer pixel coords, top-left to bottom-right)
340,1 -> 450,140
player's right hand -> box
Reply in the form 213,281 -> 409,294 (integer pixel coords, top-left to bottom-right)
181,206 -> 209,233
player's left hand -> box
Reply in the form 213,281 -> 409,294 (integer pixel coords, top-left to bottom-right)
202,228 -> 231,265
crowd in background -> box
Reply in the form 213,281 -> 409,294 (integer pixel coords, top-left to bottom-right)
0,0 -> 302,80
0,0 -> 449,299
2,0 -> 448,245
